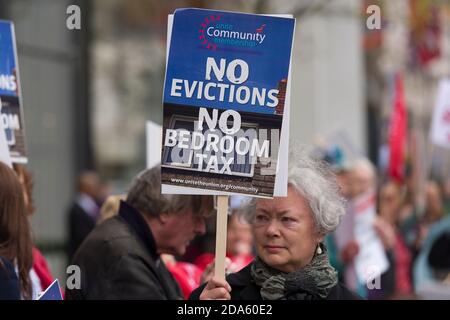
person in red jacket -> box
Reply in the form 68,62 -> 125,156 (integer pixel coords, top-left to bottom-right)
161,254 -> 202,299
195,209 -> 254,277
164,211 -> 254,299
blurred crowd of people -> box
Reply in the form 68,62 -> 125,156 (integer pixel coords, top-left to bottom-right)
320,148 -> 450,299
1,146 -> 450,300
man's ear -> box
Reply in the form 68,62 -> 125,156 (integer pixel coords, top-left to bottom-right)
158,212 -> 170,224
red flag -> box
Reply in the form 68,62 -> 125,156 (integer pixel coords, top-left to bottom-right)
388,74 -> 408,183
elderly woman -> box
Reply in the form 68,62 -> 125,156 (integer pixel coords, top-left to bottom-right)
190,151 -> 361,300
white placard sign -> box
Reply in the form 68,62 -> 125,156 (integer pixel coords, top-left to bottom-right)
146,121 -> 162,169
353,190 -> 389,283
430,79 -> 450,149
0,103 -> 12,167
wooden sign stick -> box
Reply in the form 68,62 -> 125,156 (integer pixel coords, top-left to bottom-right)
214,195 -> 229,281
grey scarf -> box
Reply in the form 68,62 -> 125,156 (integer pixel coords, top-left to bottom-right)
250,243 -> 338,300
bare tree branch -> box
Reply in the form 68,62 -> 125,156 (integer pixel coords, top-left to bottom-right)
291,0 -> 330,19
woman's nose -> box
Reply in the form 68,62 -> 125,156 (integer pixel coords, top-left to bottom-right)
265,220 -> 280,237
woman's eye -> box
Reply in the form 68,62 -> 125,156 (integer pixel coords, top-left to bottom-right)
255,214 -> 268,222
282,217 -> 296,223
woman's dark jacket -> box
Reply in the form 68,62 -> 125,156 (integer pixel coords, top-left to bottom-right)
190,263 -> 362,300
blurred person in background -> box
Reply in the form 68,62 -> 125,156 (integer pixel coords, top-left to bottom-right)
0,162 -> 33,299
67,171 -> 104,261
224,211 -> 254,270
395,169 -> 419,253
443,179 -> 450,216
195,208 -> 254,275
330,158 -> 400,299
161,253 -> 203,300
65,165 -> 214,300
96,194 -> 126,225
331,158 -> 377,298
13,164 -> 54,298
350,158 -> 376,197
311,146 -> 354,285
192,201 -> 255,298
323,161 -> 353,284
412,181 -> 446,258
416,231 -> 450,299
423,181 -> 445,224
190,150 -> 361,300
373,181 -> 413,299
413,189 -> 450,291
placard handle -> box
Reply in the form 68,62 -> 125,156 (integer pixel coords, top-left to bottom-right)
214,195 -> 229,281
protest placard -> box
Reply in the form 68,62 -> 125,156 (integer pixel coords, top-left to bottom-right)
0,20 -> 27,163
146,121 -> 162,169
0,102 -> 12,167
430,78 -> 450,149
161,8 -> 295,280
161,8 -> 295,198
37,279 -> 63,300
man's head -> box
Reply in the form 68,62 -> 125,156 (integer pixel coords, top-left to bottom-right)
77,171 -> 102,199
350,158 -> 376,198
126,166 -> 214,256
335,169 -> 352,199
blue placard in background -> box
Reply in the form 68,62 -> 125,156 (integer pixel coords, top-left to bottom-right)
38,279 -> 63,300
0,20 -> 18,97
0,19 -> 27,163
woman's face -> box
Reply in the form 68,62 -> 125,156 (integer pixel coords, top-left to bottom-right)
253,186 -> 323,273
425,182 -> 443,222
227,214 -> 253,256
379,183 -> 401,225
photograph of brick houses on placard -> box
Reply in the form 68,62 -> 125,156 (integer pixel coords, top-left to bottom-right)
161,104 -> 282,197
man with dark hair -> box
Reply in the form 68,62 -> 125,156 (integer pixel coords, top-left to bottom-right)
65,166 -> 214,300
67,171 -> 102,261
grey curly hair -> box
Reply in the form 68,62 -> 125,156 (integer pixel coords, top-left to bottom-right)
243,148 -> 346,234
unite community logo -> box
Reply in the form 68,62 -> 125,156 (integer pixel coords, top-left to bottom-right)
199,14 -> 267,50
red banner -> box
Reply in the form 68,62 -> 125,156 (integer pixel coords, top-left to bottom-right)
388,74 -> 408,183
